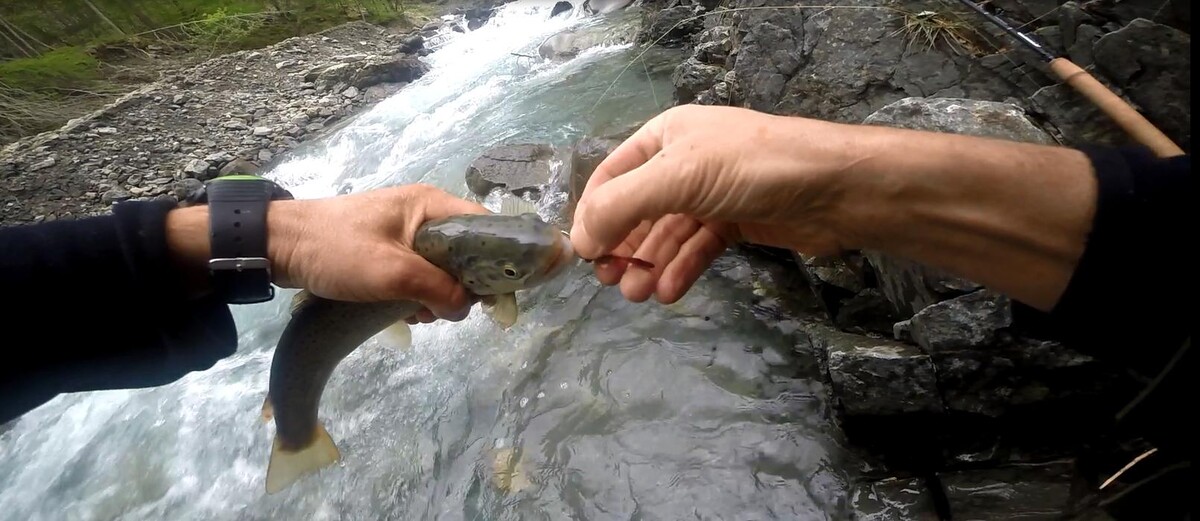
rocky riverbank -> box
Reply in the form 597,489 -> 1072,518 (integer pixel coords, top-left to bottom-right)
0,1 -> 512,227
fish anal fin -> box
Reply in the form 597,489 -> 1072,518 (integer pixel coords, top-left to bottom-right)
380,319 -> 413,349
261,397 -> 274,423
265,424 -> 341,494
289,290 -> 315,315
482,293 -> 519,330
499,196 -> 539,216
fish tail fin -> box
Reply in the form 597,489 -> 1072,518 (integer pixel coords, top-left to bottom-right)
381,319 -> 413,349
261,397 -> 274,423
265,424 -> 341,494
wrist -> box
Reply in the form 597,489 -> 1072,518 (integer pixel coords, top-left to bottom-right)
164,199 -> 305,299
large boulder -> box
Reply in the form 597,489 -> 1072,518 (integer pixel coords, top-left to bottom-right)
584,0 -> 633,14
305,55 -> 430,92
538,19 -> 640,61
1093,18 -> 1191,150
818,329 -> 943,416
465,143 -> 557,199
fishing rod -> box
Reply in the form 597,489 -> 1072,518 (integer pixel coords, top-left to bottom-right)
955,0 -> 1185,157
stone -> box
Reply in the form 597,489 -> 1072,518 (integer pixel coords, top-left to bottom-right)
342,86 -> 360,98
834,289 -> 900,336
173,178 -> 206,204
862,97 -> 1057,146
29,158 -> 56,171
258,150 -> 275,162
100,187 -> 132,205
639,5 -> 702,47
398,33 -> 424,54
939,461 -> 1079,519
818,329 -> 943,416
253,126 -> 273,137
465,143 -> 556,199
183,159 -> 210,177
550,1 -> 573,17
672,57 -> 724,104
220,159 -> 260,176
908,290 -> 1012,353
585,0 -> 632,14
96,127 -> 118,135
1093,19 -> 1191,150
849,477 -> 941,521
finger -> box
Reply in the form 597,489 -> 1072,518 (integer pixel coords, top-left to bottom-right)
412,184 -> 490,220
656,223 -> 731,304
384,254 -> 473,320
619,215 -> 700,302
593,222 -> 651,285
572,151 -> 691,259
414,308 -> 438,324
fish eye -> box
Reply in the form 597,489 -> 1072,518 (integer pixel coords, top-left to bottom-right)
502,264 -> 520,279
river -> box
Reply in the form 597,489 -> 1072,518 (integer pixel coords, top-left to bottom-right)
0,2 -> 856,519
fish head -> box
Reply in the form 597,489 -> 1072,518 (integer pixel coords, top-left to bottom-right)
414,213 -> 576,296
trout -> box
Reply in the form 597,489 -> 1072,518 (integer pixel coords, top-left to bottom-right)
260,199 -> 575,494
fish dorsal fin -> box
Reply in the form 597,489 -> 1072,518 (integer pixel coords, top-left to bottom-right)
289,290 -> 315,315
499,196 -> 540,216
379,319 -> 413,349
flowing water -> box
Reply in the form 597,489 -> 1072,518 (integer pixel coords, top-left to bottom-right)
0,3 -> 857,519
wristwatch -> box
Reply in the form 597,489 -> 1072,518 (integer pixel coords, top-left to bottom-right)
196,174 -> 295,304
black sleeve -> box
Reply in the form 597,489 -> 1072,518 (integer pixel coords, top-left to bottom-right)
0,199 -> 238,425
1013,146 -> 1192,376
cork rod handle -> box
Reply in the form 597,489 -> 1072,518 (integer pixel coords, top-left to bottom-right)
1048,58 -> 1185,158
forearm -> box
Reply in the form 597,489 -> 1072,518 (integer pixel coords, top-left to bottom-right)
835,125 -> 1098,311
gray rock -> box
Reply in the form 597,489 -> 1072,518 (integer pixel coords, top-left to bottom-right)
939,461 -> 1077,519
862,97 -> 1057,146
465,143 -> 556,198
819,329 -> 943,416
849,477 -> 940,521
585,0 -> 632,14
219,159 -> 260,176
253,126 -> 273,137
835,289 -> 900,337
639,5 -> 702,47
258,150 -> 274,162
183,159 -> 210,177
95,127 -> 118,135
173,178 -> 205,204
672,57 -> 724,104
908,290 -> 1012,353
862,252 -> 981,320
342,86 -> 360,99
693,25 -> 733,66
730,12 -> 804,112
398,33 -> 424,54
126,174 -> 143,186
550,1 -> 573,18
565,135 -> 622,220
1093,18 -> 1191,150
309,55 -> 430,91
29,158 -> 56,171
101,187 -> 132,205
538,20 -> 639,61
931,337 -> 1105,417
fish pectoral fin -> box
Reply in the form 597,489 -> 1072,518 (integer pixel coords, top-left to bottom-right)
265,424 -> 341,494
261,397 -> 274,423
380,319 -> 413,349
481,293 -> 519,330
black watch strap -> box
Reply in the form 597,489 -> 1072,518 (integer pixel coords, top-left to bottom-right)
207,175 -> 279,304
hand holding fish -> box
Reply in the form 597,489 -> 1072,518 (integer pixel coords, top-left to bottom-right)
167,183 -> 488,322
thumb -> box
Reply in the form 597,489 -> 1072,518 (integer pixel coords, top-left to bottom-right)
389,254 -> 474,321
572,152 -> 688,259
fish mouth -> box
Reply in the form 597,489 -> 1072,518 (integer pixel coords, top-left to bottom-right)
542,231 -> 576,276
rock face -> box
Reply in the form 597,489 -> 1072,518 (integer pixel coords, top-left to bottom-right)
464,143 -> 557,199
0,21 -> 434,226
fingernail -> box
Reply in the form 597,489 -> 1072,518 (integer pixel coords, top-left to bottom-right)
444,306 -> 470,322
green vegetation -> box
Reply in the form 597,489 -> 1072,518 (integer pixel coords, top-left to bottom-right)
0,0 -> 436,144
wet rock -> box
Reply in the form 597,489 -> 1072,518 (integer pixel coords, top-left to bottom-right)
307,55 -> 430,91
931,338 -> 1104,417
939,461 -> 1079,519
1093,19 -> 1191,150
585,0 -> 633,14
849,476 -> 941,521
639,5 -> 703,47
819,329 -> 943,416
672,57 -> 724,104
550,1 -> 573,17
29,158 -> 56,171
220,159 -> 260,176
398,33 -> 424,54
835,289 -> 900,337
183,159 -> 210,177
465,143 -> 555,199
538,20 -> 639,61
908,290 -> 1012,354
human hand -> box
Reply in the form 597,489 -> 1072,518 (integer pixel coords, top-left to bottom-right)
265,184 -> 489,323
570,104 -> 866,304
